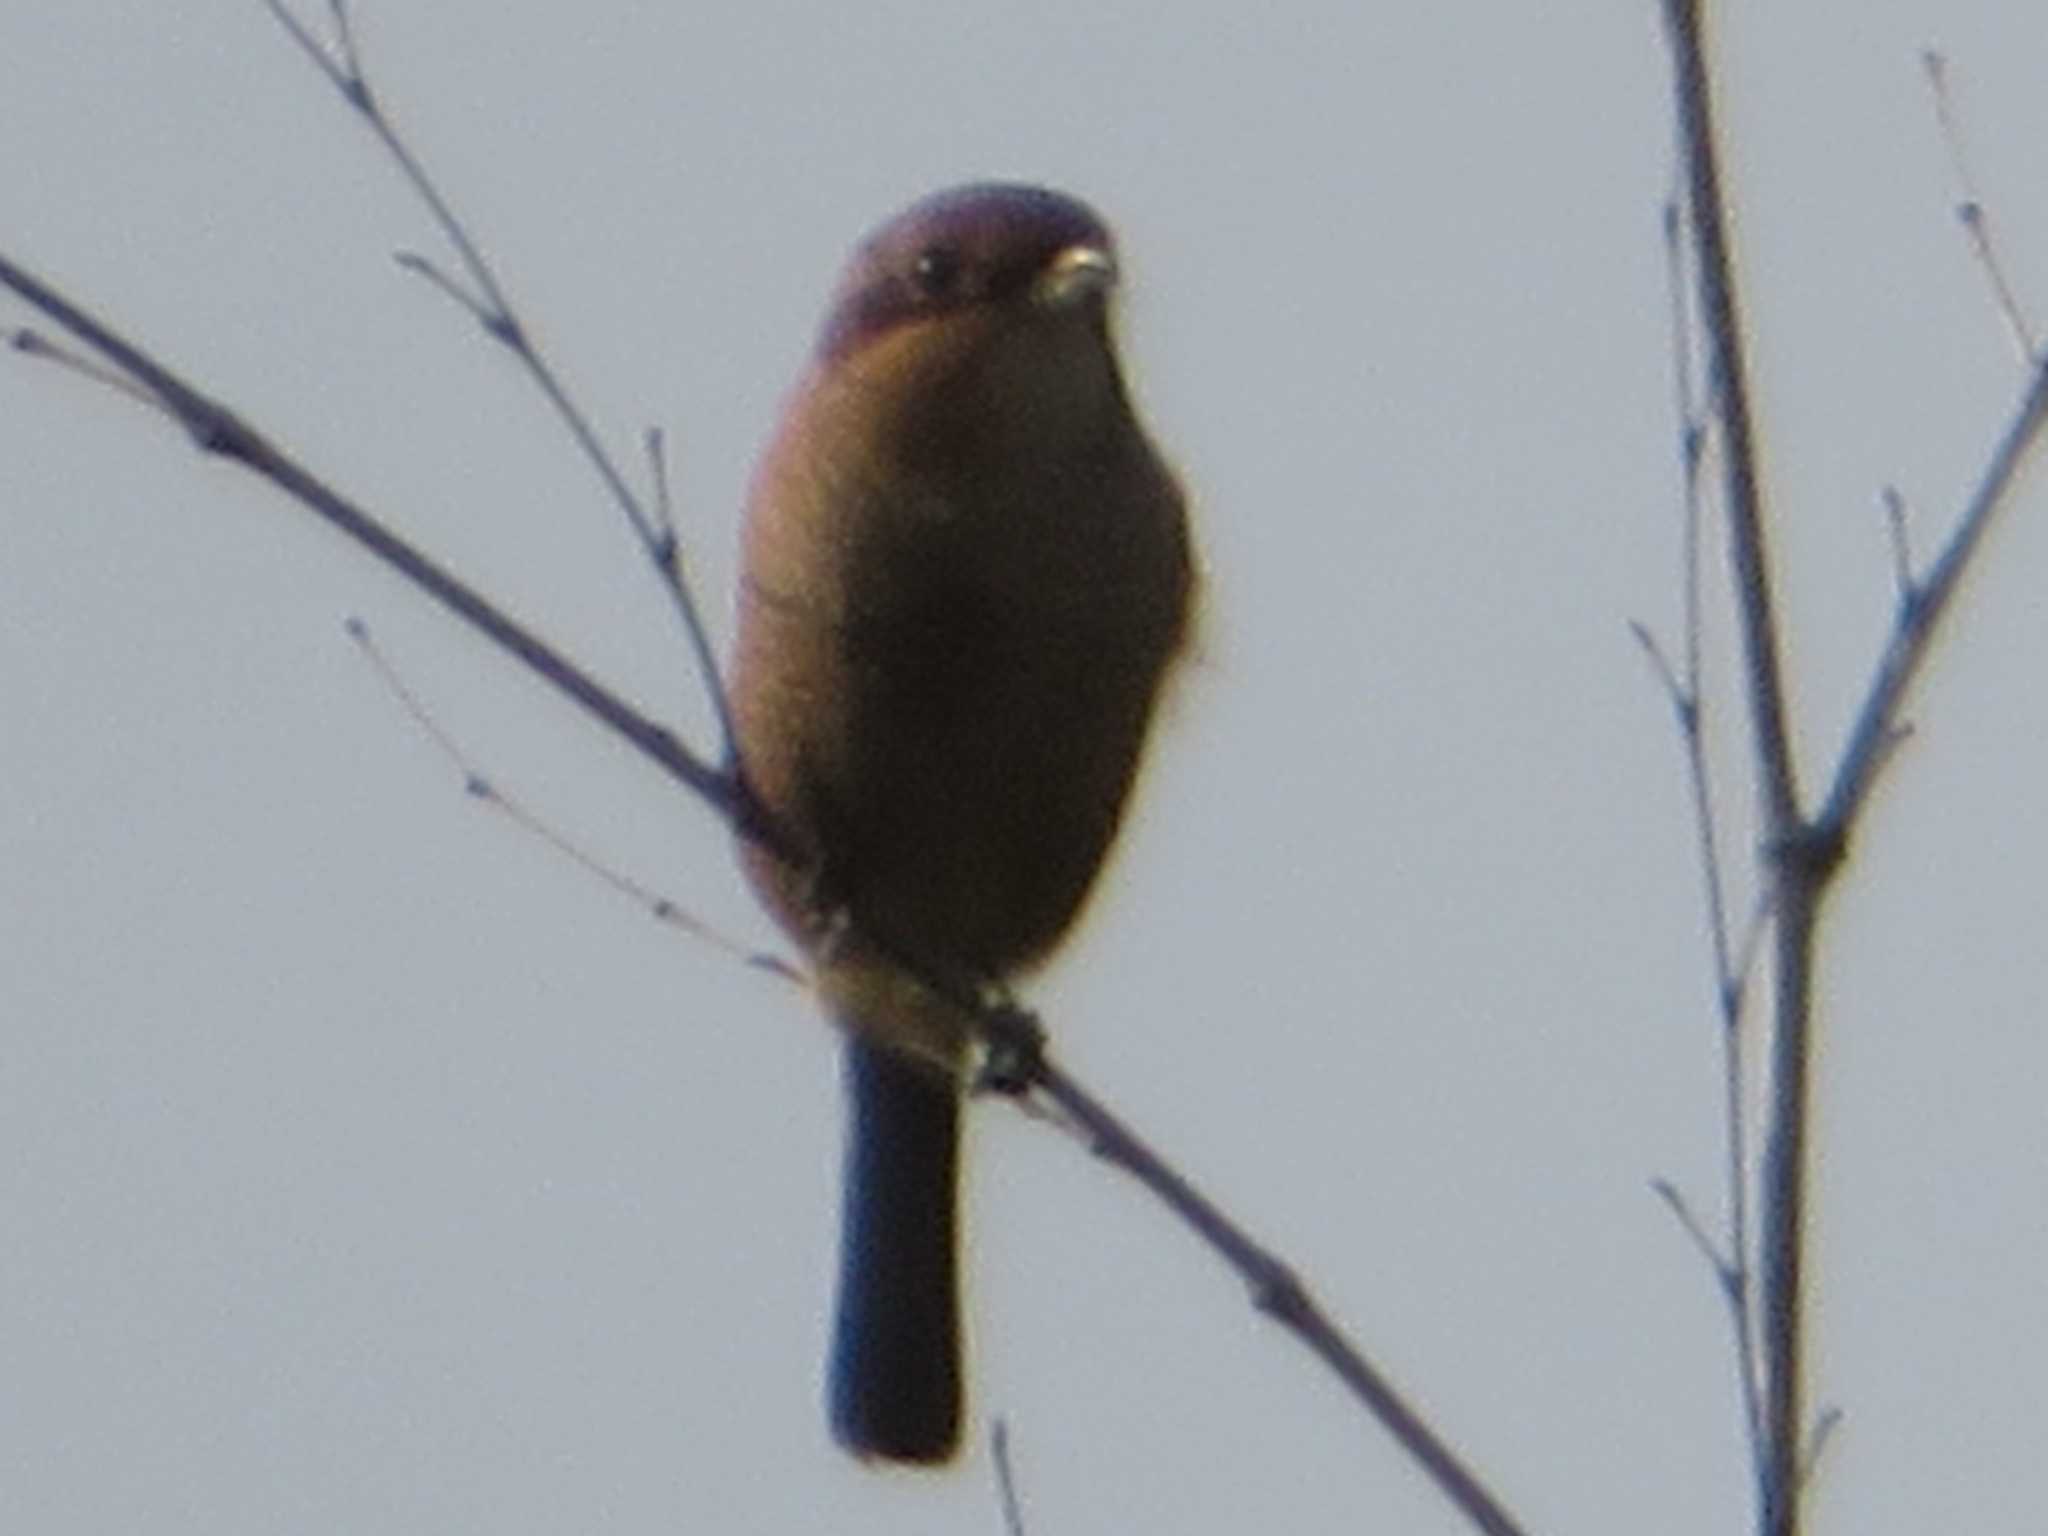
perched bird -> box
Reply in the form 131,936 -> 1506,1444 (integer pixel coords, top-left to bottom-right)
730,182 -> 1193,1464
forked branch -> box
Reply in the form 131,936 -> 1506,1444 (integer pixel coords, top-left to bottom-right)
1656,8 -> 2048,1536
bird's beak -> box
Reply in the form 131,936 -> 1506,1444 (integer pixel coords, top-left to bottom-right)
1034,243 -> 1118,308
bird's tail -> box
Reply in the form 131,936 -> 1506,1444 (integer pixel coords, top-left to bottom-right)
829,1033 -> 963,1463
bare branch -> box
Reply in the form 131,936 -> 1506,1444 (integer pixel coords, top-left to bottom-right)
1013,1020 -> 1533,1536
1659,19 -> 2048,1536
1660,7 -> 1813,1531
264,1 -> 738,765
1818,357 -> 2048,835
0,246 -> 740,835
1659,0 -> 1801,835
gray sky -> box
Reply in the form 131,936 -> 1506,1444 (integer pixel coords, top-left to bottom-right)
4,3 -> 2046,1532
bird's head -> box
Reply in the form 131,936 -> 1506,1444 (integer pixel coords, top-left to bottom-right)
817,182 -> 1120,367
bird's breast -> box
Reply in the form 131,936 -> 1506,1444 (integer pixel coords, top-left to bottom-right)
732,316 -> 1192,979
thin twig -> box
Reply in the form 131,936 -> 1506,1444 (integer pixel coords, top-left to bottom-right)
990,1419 -> 1028,1536
1650,1177 -> 1733,1282
1881,486 -> 1914,600
344,615 -> 796,980
1628,619 -> 1682,704
1799,1404 -> 1843,1487
263,0 -> 739,766
9,326 -> 162,408
645,426 -> 679,561
1728,890 -> 1773,1006
1652,181 -> 1766,1469
1660,192 -> 1742,1014
1922,50 -> 2035,360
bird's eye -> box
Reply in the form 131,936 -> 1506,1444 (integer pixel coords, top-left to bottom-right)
911,245 -> 964,298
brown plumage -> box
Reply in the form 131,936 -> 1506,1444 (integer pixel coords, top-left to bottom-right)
730,182 -> 1193,1463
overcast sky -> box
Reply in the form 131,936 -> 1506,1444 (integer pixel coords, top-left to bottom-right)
5,4 -> 2047,1533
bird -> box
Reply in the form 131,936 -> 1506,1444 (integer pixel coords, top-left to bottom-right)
729,181 -> 1194,1464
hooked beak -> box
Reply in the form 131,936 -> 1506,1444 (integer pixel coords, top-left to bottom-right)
1034,243 -> 1118,308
